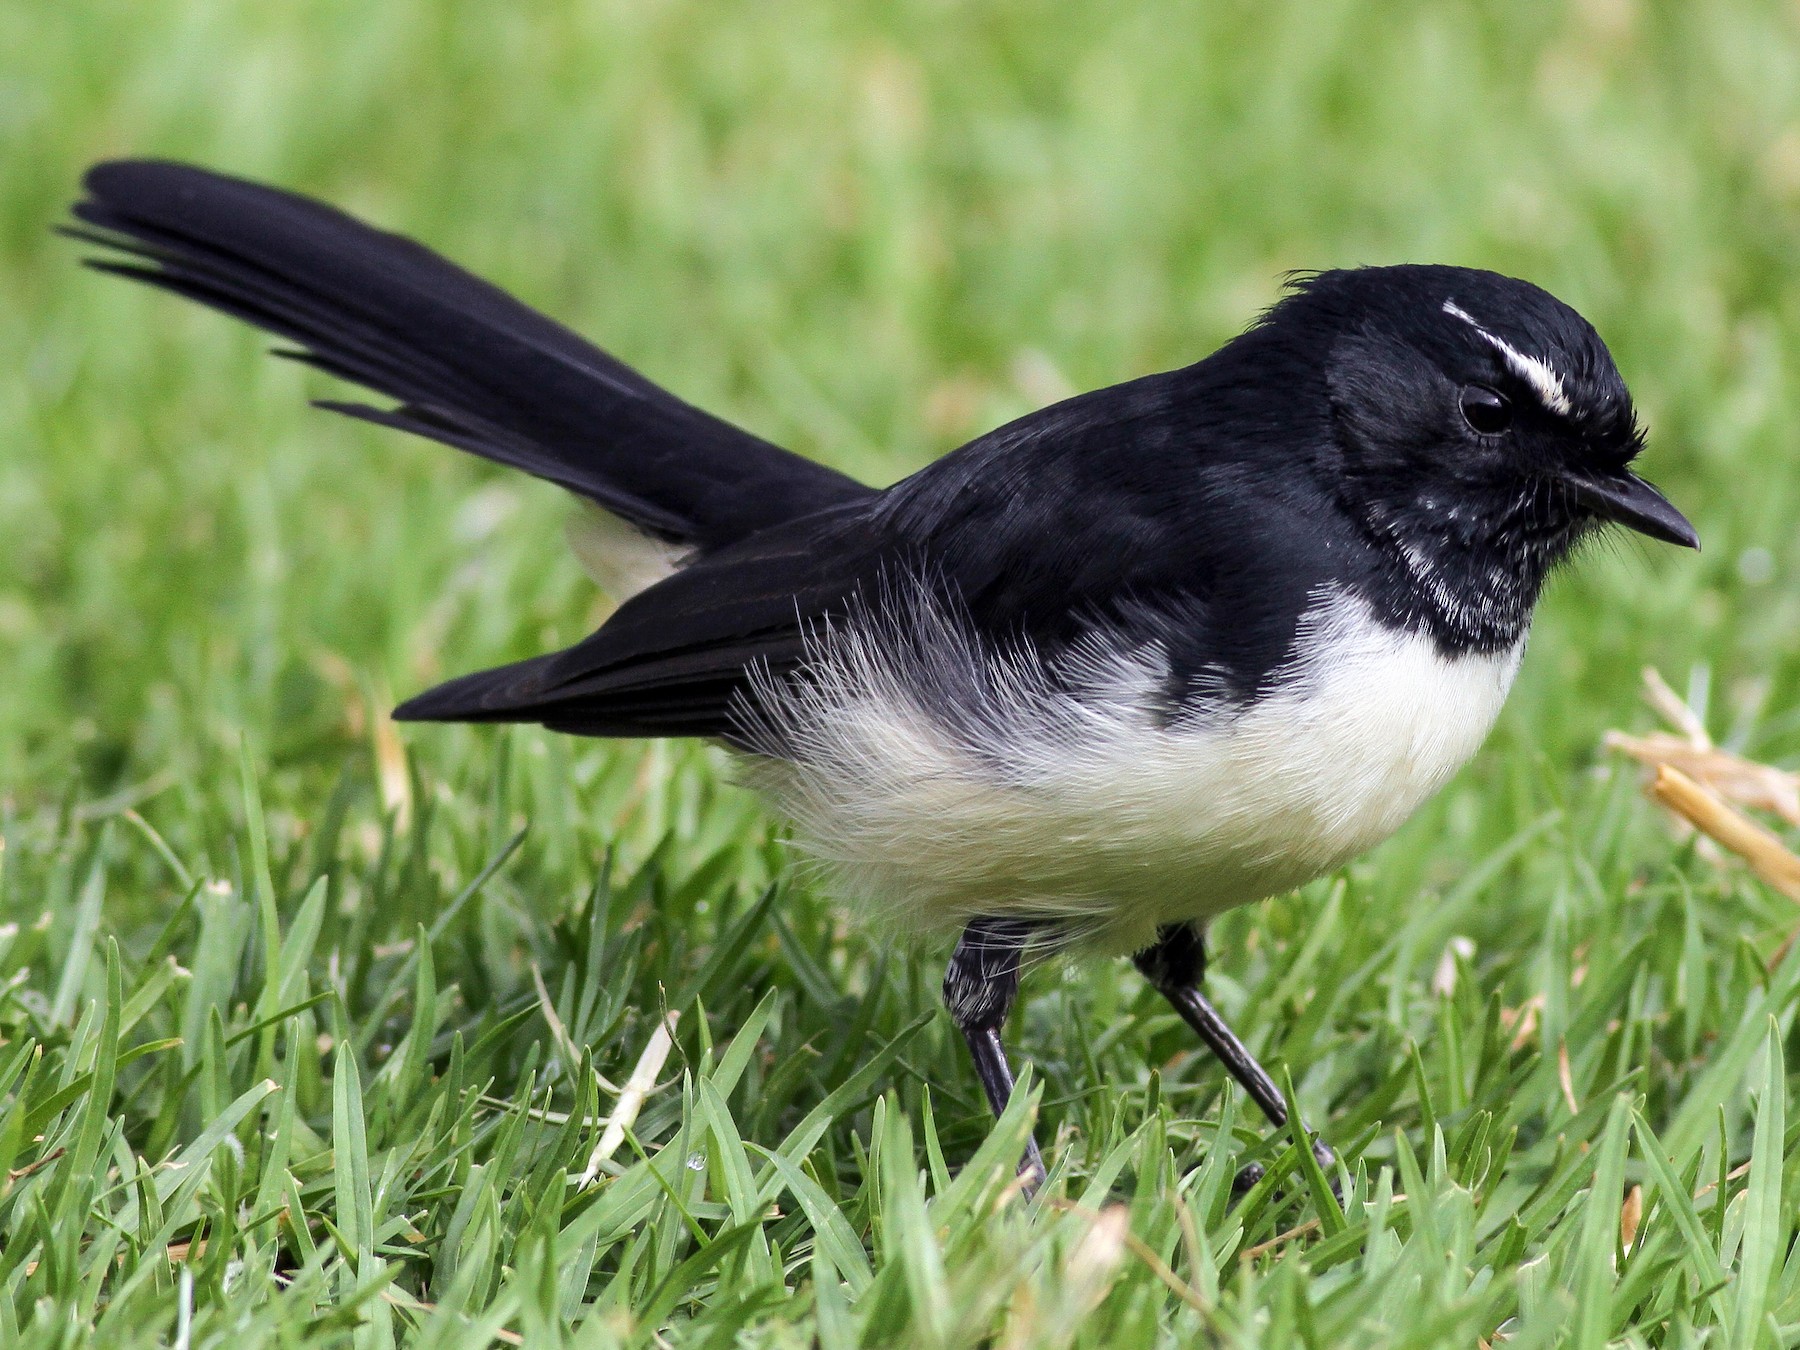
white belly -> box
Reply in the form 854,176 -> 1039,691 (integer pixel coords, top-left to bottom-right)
746,589 -> 1523,955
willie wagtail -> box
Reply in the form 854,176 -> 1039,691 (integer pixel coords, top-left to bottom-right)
66,160 -> 1698,1190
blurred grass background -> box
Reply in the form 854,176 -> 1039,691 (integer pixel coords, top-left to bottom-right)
3,0 -> 1800,1344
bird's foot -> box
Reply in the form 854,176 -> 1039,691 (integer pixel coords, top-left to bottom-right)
1231,1135 -> 1340,1205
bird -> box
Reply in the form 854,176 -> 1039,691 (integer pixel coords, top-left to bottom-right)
66,159 -> 1697,1191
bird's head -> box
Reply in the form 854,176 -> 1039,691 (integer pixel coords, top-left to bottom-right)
1267,265 -> 1697,645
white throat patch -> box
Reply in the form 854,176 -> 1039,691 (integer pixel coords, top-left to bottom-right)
1443,299 -> 1572,417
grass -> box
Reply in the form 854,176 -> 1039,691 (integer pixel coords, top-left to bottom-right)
4,0 -> 1800,1343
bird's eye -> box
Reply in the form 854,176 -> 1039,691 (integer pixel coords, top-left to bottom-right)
1460,385 -> 1512,436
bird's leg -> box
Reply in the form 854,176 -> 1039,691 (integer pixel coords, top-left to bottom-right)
1133,922 -> 1335,1194
944,917 -> 1046,1190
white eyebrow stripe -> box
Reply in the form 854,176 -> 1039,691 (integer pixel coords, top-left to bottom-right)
1442,299 -> 1573,417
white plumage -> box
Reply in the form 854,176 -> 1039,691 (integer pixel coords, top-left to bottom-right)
1442,299 -> 1573,417
564,499 -> 688,602
745,588 -> 1523,956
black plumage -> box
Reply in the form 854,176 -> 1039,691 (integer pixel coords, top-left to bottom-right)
69,160 -> 1697,1193
66,159 -> 869,548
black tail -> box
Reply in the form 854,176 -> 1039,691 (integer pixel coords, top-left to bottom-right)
66,160 -> 872,548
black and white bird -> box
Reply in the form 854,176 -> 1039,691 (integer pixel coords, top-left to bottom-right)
68,160 -> 1697,1188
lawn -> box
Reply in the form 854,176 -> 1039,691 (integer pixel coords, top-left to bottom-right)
4,0 -> 1800,1344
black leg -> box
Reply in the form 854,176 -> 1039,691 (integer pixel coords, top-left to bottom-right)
943,918 -> 1046,1190
1134,923 -> 1335,1193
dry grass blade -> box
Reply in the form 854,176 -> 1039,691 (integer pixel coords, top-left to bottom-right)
1502,994 -> 1544,1053
1642,666 -> 1711,748
1062,1203 -> 1130,1316
1045,1198 -> 1210,1314
1606,667 -> 1800,913
1558,1041 -> 1579,1114
1650,767 -> 1800,904
6,1147 -> 66,1185
1692,1159 -> 1753,1200
1605,667 -> 1800,826
1620,1184 -> 1643,1252
1241,1219 -> 1321,1260
579,1010 -> 680,1185
370,681 -> 413,830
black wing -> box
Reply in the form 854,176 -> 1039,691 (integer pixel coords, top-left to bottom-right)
391,367 -> 1328,741
394,500 -> 894,739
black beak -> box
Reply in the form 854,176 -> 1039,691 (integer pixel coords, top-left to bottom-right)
1560,469 -> 1699,550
